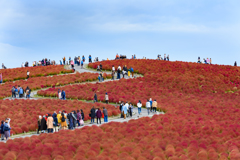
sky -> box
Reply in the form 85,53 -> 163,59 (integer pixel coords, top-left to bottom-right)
0,0 -> 240,68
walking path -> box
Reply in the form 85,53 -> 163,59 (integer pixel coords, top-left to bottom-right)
1,64 -> 164,142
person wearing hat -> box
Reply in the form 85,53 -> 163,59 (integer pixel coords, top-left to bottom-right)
105,93 -> 109,104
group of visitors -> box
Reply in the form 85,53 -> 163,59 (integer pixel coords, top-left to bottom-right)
145,98 -> 158,115
11,86 -> 31,98
197,57 -> 212,64
89,106 -> 108,124
158,54 -> 169,61
21,59 -> 56,67
38,110 -> 85,133
58,89 -> 66,100
119,101 -> 134,119
113,65 -> 134,80
1,118 -> 11,141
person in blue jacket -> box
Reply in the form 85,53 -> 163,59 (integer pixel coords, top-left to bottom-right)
61,90 -> 66,100
149,98 -> 153,112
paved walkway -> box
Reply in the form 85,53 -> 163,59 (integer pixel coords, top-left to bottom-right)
1,64 -> 164,142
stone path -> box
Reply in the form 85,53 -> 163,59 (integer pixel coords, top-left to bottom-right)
1,64 -> 164,142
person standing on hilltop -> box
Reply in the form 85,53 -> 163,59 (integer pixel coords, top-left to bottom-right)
89,55 -> 92,63
234,61 -> 237,66
63,57 -> 66,65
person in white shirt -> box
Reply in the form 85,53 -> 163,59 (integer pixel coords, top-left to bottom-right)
117,65 -> 121,71
21,63 -> 24,67
137,100 -> 142,115
112,65 -> 115,80
146,100 -> 151,115
27,71 -> 30,79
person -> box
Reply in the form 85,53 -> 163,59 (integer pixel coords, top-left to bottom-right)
137,100 -> 142,115
234,61 -> 237,66
94,93 -> 98,102
27,71 -> 30,79
53,114 -> 58,132
82,55 -> 85,62
122,65 -> 127,78
96,108 -> 102,124
146,100 -> 151,115
3,119 -> 10,140
152,100 -> 157,112
81,60 -> 83,69
197,57 -> 201,63
60,60 -> 62,65
100,63 -> 102,71
57,111 -> 62,130
77,110 -> 81,127
122,103 -> 128,119
90,106 -> 96,124
89,55 -> 92,63
207,58 -> 210,64
102,107 -> 108,123
99,72 -> 103,82
25,86 -> 31,98
116,53 -> 120,59
149,98 -> 153,112
210,58 -> 212,64
1,121 -> 4,140
129,103 -> 133,117
130,67 -> 134,78
61,90 -> 66,100
46,114 -> 53,133
60,112 -> 67,130
15,87 -> 18,98
0,73 -> 2,84
40,115 -> 47,133
58,89 -> 62,99
117,66 -> 121,79
119,101 -> 123,118
73,111 -> 77,129
37,116 -> 42,134
164,54 -> 166,61
81,109 -> 84,121
167,55 -> 169,61
71,60 -> 74,69
63,57 -> 66,65
134,54 -> 136,59
11,86 -> 16,98
19,87 -> 23,98
112,65 -> 115,80
125,102 -> 129,117
105,93 -> 109,104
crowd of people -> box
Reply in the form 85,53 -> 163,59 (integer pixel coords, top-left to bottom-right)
21,59 -> 56,68
119,98 -> 158,119
11,86 -> 31,98
1,118 -> 11,141
197,57 -> 212,64
37,110 -> 85,134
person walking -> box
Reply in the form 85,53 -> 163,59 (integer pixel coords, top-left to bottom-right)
96,108 -> 102,124
122,103 -> 128,119
3,119 -> 10,140
53,114 -> 58,132
129,103 -> 133,117
152,100 -> 157,112
72,111 -> 77,129
60,113 -> 67,130
130,67 -> 134,78
81,109 -> 84,121
11,86 -> 16,98
81,60 -> 84,69
61,90 -> 66,100
25,86 -> 31,98
137,100 -> 142,115
77,110 -> 81,127
40,115 -> 47,133
1,121 -> 5,140
146,100 -> 151,115
117,68 -> 121,79
47,114 -> 53,133
89,55 -> 92,63
112,65 -> 115,80
37,116 -> 42,134
119,101 -> 123,118
57,111 -> 62,130
105,93 -> 109,104
90,106 -> 96,124
27,71 -> 30,79
19,87 -> 24,98
63,57 -> 66,65
149,98 -> 153,112
94,93 -> 98,102
103,107 -> 108,122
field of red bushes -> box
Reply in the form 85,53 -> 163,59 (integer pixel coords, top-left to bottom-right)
0,99 -> 120,135
0,65 -> 73,82
0,72 -> 111,99
1,59 -> 240,159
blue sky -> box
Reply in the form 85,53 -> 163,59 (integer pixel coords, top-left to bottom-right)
0,0 -> 239,68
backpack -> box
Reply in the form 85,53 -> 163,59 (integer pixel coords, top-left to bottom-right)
61,116 -> 65,122
131,68 -> 134,72
4,124 -> 10,131
12,88 -> 15,93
